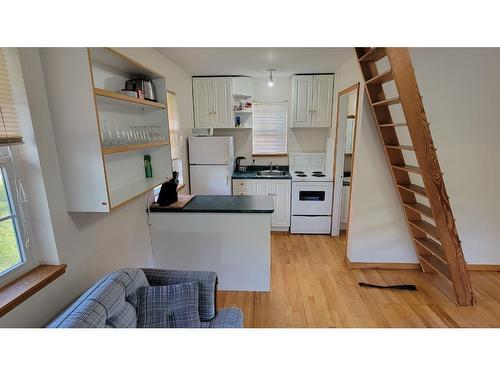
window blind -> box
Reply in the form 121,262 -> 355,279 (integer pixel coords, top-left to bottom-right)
252,100 -> 287,155
167,91 -> 181,160
0,49 -> 22,145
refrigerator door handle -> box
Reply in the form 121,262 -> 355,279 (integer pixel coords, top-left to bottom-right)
224,145 -> 229,164
226,167 -> 229,185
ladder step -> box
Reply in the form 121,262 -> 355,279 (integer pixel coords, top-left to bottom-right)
409,220 -> 440,239
386,145 -> 414,151
414,237 -> 446,263
419,254 -> 452,280
358,48 -> 387,62
372,97 -> 401,107
391,164 -> 421,174
366,69 -> 393,85
379,123 -> 407,128
404,202 -> 434,219
397,184 -> 428,197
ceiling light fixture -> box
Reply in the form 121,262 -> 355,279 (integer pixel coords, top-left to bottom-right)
267,69 -> 275,87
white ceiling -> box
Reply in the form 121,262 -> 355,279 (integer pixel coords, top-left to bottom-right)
156,48 -> 354,77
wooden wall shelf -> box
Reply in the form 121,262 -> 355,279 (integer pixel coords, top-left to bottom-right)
94,88 -> 166,110
102,140 -> 170,155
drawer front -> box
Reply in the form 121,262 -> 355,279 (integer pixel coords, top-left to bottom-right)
290,216 -> 331,234
233,180 -> 250,189
233,180 -> 252,195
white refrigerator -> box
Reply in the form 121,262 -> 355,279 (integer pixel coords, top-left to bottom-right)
188,136 -> 234,195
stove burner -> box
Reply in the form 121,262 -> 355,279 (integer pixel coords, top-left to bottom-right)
313,173 -> 326,177
312,171 -> 323,174
296,174 -> 307,177
294,171 -> 304,174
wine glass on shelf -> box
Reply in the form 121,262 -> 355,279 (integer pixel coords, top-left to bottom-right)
112,120 -> 121,146
100,120 -> 112,146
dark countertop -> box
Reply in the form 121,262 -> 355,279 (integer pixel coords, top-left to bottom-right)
232,166 -> 292,180
149,195 -> 274,213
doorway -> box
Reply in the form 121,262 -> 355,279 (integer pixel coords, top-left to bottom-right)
331,83 -> 359,236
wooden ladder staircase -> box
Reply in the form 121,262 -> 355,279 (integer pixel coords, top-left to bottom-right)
355,47 -> 475,306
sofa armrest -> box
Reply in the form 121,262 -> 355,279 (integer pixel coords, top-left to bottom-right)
141,268 -> 217,321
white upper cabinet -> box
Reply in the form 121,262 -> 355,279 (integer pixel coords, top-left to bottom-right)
193,78 -> 213,128
291,74 -> 334,128
291,76 -> 314,128
213,78 -> 233,128
193,77 -> 235,128
312,75 -> 334,127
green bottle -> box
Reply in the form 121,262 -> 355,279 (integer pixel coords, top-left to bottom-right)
144,154 -> 153,178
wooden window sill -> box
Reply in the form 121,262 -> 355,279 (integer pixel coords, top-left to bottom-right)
0,264 -> 67,318
176,183 -> 185,192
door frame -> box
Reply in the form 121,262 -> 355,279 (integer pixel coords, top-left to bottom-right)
331,82 -> 360,236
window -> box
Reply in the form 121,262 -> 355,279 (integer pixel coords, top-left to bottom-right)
0,48 -> 29,282
252,100 -> 287,155
0,153 -> 26,275
167,91 -> 184,186
167,91 -> 181,160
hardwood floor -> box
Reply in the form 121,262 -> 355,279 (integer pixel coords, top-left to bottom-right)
217,232 -> 500,327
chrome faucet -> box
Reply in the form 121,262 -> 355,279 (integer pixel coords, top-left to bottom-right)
269,161 -> 273,171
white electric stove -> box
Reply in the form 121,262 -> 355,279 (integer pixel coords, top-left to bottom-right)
289,152 -> 334,234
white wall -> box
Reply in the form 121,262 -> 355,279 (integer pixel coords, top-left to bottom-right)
215,76 -> 330,166
0,48 -> 193,327
347,48 -> 500,265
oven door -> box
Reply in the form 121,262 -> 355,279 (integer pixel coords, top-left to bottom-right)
292,182 -> 333,215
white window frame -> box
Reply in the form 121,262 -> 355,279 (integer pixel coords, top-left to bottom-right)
0,150 -> 32,286
252,100 -> 288,156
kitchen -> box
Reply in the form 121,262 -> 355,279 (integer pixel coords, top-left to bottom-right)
31,48 -> 356,296
149,49 -> 358,292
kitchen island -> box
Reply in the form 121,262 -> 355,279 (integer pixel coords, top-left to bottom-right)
149,195 -> 273,291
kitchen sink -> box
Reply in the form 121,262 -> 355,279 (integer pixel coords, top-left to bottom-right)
256,170 -> 287,176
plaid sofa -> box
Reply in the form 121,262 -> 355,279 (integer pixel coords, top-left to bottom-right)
47,268 -> 243,328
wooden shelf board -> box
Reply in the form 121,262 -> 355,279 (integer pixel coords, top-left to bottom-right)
94,88 -> 166,109
110,175 -> 170,209
102,140 -> 169,155
233,110 -> 252,114
0,264 -> 67,318
89,48 -> 164,79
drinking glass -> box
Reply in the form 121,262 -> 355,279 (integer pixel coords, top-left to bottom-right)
112,120 -> 121,146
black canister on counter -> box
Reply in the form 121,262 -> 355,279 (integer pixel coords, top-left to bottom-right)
157,171 -> 179,206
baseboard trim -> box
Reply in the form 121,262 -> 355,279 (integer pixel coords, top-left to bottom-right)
345,258 -> 421,270
467,264 -> 500,271
345,257 -> 500,272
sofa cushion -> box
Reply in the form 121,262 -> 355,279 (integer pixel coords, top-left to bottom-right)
57,299 -> 107,328
47,268 -> 149,328
200,307 -> 244,328
137,281 -> 201,328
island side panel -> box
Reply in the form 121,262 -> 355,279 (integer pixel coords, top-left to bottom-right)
150,212 -> 271,291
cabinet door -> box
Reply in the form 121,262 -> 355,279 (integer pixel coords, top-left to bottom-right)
251,179 -> 271,196
213,78 -> 234,128
193,78 -> 213,128
312,75 -> 334,127
271,180 -> 291,227
291,75 -> 314,128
